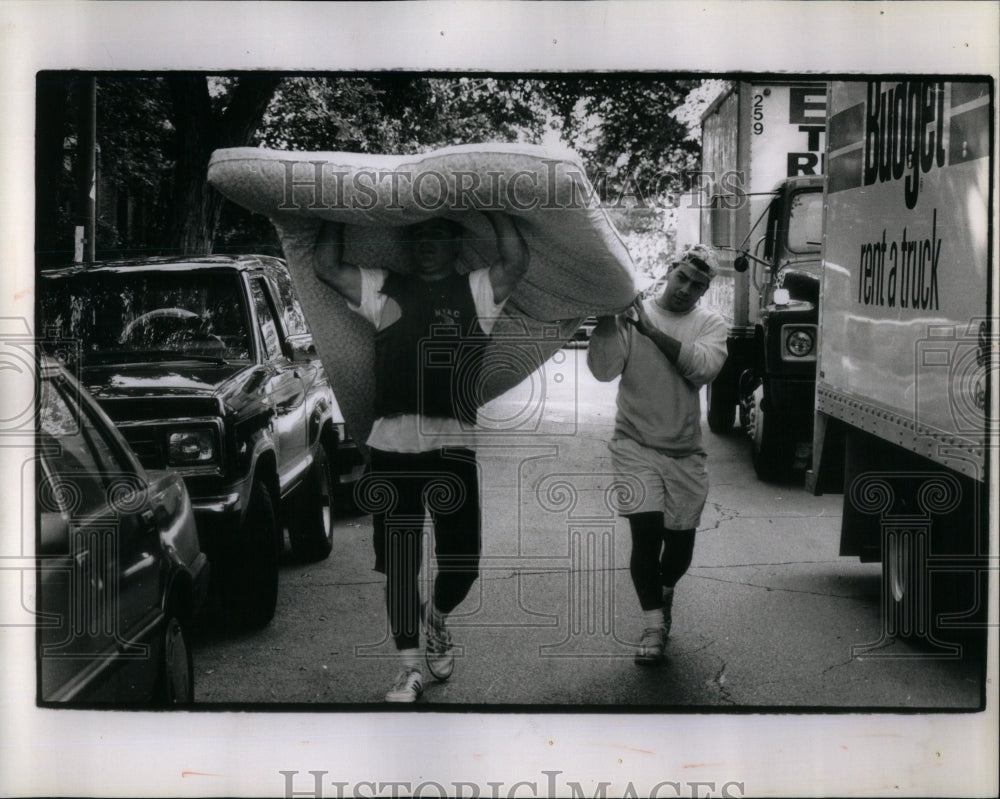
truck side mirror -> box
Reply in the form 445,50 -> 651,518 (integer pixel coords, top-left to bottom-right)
734,254 -> 749,273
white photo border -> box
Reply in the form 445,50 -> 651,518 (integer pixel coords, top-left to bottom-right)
1,2 -> 997,797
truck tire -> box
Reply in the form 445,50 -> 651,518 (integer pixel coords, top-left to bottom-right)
748,384 -> 794,482
706,377 -> 736,433
289,442 -> 335,563
152,614 -> 193,705
225,479 -> 280,630
883,527 -> 986,652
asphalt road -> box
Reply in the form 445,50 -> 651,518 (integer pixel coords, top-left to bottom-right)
191,348 -> 986,709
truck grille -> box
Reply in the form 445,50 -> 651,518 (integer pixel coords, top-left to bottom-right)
121,431 -> 166,470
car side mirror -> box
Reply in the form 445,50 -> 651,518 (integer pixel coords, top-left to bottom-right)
734,254 -> 749,273
290,339 -> 319,362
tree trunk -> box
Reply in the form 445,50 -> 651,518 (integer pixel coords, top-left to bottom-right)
35,75 -> 70,270
167,75 -> 281,255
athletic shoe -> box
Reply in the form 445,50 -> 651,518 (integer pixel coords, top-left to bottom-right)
384,668 -> 423,703
662,590 -> 674,639
635,626 -> 667,666
421,601 -> 455,681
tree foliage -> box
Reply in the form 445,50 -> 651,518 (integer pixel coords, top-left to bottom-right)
40,73 -> 713,261
542,77 -> 703,204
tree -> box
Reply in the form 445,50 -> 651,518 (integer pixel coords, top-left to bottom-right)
542,77 -> 702,206
165,74 -> 281,254
37,73 -> 711,261
256,75 -> 550,154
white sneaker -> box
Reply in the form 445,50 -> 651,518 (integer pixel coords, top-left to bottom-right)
384,668 -> 423,702
421,601 -> 455,681
635,626 -> 667,666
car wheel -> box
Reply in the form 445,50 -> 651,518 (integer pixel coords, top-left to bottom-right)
225,479 -> 280,630
289,443 -> 335,562
153,615 -> 193,705
748,384 -> 794,482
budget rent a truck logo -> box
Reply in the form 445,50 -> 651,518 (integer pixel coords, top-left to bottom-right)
830,81 -> 989,205
863,81 -> 947,210
829,81 -> 989,312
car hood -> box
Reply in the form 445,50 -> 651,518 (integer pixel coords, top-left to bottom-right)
82,362 -> 250,400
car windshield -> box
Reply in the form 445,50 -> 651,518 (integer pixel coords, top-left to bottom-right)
40,269 -> 253,365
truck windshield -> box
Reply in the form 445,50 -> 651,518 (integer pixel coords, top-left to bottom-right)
786,190 -> 824,254
40,270 -> 252,365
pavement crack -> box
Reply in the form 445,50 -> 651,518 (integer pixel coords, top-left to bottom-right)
821,654 -> 858,676
690,572 -> 866,600
698,502 -> 739,532
708,656 -> 736,704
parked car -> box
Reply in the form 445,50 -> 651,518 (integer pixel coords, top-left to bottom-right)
39,255 -> 364,630
565,316 -> 599,348
37,355 -> 209,704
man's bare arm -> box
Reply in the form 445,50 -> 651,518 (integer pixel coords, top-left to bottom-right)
313,221 -> 362,306
485,212 -> 530,304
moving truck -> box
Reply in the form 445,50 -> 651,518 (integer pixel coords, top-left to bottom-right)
807,79 -> 992,648
699,81 -> 829,480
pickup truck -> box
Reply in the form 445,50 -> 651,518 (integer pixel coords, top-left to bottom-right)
40,255 -> 363,629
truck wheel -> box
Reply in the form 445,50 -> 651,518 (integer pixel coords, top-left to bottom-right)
706,378 -> 736,433
153,614 -> 193,705
224,479 -> 280,630
748,385 -> 794,482
883,529 -> 919,638
882,528 -> 949,645
290,442 -> 334,563
883,528 -> 985,651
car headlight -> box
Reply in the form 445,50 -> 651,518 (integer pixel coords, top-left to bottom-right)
784,328 -> 815,358
167,429 -> 216,465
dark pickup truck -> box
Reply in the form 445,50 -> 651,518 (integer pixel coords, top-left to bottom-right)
40,255 -> 363,629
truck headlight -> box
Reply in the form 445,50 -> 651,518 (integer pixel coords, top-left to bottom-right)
783,328 -> 815,358
167,429 -> 216,465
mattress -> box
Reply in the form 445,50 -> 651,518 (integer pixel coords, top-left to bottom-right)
208,142 -> 638,452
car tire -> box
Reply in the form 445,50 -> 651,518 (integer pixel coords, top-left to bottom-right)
153,614 -> 193,705
748,384 -> 794,482
225,479 -> 280,630
290,442 -> 335,563
706,377 -> 736,434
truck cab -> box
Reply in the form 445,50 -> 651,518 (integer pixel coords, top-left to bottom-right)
733,175 -> 824,480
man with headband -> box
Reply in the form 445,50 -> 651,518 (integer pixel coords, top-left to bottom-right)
587,244 -> 727,666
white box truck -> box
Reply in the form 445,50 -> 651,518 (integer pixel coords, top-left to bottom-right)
699,81 -> 829,481
808,79 -> 992,649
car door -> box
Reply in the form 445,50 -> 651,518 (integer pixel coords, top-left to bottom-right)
263,261 -> 327,437
38,372 -> 162,703
248,276 -> 308,489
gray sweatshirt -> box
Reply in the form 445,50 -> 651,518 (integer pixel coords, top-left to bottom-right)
587,298 -> 727,456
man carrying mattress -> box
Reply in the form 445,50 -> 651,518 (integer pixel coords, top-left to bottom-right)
314,214 -> 529,702
587,245 -> 727,667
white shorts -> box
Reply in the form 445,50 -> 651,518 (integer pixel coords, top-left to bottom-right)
608,436 -> 709,529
